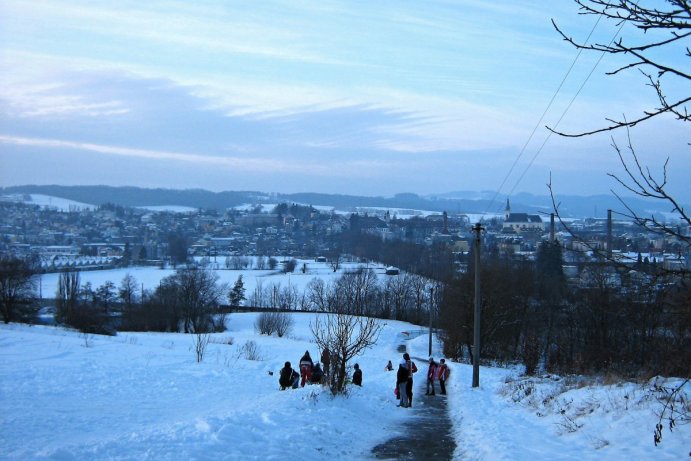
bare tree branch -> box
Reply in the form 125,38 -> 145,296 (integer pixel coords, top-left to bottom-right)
549,1 -> 690,136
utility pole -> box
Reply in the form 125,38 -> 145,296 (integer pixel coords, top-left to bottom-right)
607,209 -> 612,260
472,222 -> 483,388
428,285 -> 434,357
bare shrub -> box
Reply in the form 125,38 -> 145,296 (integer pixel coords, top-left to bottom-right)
255,311 -> 293,337
194,333 -> 210,363
274,312 -> 294,337
311,313 -> 382,395
210,336 -> 234,346
240,340 -> 262,361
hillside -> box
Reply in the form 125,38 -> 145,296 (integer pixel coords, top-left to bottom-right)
1,314 -> 687,460
2,184 -> 682,219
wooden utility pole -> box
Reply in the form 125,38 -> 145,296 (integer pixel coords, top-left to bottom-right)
428,286 -> 433,357
472,222 -> 483,388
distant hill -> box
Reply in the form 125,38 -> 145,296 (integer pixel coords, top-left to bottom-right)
1,184 -> 684,220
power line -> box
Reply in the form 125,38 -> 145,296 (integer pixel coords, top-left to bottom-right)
485,12 -> 602,213
505,17 -> 628,202
483,16 -> 602,216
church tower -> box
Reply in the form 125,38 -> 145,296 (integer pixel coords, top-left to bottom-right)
504,198 -> 511,221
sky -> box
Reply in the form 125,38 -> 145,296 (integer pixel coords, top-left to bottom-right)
0,0 -> 688,201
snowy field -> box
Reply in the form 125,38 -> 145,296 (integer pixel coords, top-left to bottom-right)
1,313 -> 688,460
37,259 -> 389,305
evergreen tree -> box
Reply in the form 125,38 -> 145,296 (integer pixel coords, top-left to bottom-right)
228,275 -> 246,308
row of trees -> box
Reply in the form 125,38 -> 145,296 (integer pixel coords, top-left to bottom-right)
438,241 -> 690,378
50,267 -> 245,334
245,268 -> 436,324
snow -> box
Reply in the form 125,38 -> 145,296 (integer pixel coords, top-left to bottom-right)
135,205 -> 198,213
37,259 -> 389,301
0,194 -> 96,211
3,263 -> 689,460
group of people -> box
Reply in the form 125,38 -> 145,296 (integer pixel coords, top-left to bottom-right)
391,353 -> 450,407
425,357 -> 450,396
279,350 -> 322,390
279,348 -> 363,390
279,349 -> 449,399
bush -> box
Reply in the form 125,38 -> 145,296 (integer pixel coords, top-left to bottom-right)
255,311 -> 293,337
66,305 -> 116,336
523,333 -> 540,376
240,340 -> 262,360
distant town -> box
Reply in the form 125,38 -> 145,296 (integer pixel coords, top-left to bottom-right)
1,193 -> 688,292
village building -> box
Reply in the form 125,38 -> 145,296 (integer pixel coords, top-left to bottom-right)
501,199 -> 544,233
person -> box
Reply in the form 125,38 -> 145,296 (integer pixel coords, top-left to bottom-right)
321,348 -> 330,380
437,358 -> 450,395
385,360 -> 393,371
299,350 -> 314,387
352,363 -> 362,386
279,361 -> 299,390
406,353 -> 418,407
396,355 -> 410,408
311,363 -> 323,384
426,357 -> 438,395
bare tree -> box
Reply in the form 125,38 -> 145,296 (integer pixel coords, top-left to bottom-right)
118,273 -> 139,309
168,267 -> 226,333
384,274 -> 413,321
0,255 -> 39,324
550,0 -> 690,137
310,313 -> 383,395
305,277 -> 333,312
551,1 -> 690,445
55,269 -> 80,324
334,267 -> 379,315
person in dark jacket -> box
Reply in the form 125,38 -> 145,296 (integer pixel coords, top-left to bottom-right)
311,363 -> 323,384
320,348 -> 330,381
352,363 -> 362,386
279,361 -> 299,390
426,357 -> 438,395
299,350 -> 314,387
396,353 -> 411,407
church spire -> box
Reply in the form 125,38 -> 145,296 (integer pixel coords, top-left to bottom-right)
504,198 -> 511,221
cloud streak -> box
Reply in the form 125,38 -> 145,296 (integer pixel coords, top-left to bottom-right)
0,0 -> 687,200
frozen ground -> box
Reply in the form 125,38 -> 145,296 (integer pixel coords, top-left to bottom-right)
1,312 -> 688,460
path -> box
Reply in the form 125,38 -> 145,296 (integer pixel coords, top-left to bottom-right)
371,344 -> 456,460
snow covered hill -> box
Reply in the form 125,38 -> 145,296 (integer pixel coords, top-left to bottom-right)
1,313 -> 687,460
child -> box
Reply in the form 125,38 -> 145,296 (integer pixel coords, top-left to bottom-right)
426,357 -> 437,395
279,361 -> 299,390
352,363 -> 362,386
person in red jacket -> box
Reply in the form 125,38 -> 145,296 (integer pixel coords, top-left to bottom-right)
299,350 -> 313,387
437,358 -> 450,395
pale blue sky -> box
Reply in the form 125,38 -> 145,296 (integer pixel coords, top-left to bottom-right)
0,0 -> 688,202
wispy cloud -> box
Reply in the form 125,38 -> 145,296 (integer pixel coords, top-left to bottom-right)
0,135 -> 280,170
